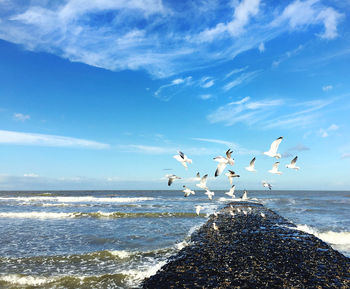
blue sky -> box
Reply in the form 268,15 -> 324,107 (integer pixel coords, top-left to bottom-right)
0,0 -> 349,190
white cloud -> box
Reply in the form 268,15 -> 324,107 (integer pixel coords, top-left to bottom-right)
199,94 -> 212,100
0,0 -> 342,77
154,76 -> 193,101
224,66 -> 248,79
322,85 -> 333,91
13,113 -> 30,121
23,173 -> 39,178
271,0 -> 343,40
223,70 -> 260,91
0,130 -> 110,149
197,0 -> 260,42
341,153 -> 350,159
200,77 -> 215,88
208,97 -> 334,129
258,42 -> 265,52
319,123 -> 339,137
207,96 -> 284,126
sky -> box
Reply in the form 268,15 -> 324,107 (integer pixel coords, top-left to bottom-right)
0,0 -> 349,190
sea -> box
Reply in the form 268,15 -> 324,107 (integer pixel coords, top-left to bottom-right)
0,190 -> 349,288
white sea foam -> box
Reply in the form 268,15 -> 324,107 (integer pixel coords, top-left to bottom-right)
296,224 -> 350,245
0,196 -> 154,203
0,212 -> 75,219
0,274 -> 59,286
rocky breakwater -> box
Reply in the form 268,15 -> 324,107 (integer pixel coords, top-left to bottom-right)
143,202 -> 350,288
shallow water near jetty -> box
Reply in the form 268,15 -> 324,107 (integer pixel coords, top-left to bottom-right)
0,190 -> 349,288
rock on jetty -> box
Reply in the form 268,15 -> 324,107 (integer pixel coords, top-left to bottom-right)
143,202 -> 350,288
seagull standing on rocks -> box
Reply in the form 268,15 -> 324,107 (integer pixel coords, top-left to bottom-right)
214,149 -> 234,177
286,156 -> 300,170
166,174 -> 181,186
241,190 -> 248,200
264,137 -> 283,159
262,181 -> 272,190
225,170 -> 240,184
173,151 -> 192,169
183,186 -> 195,197
205,189 -> 215,200
245,157 -> 257,172
195,173 -> 208,190
225,185 -> 236,198
212,222 -> 218,231
195,205 -> 204,216
269,162 -> 282,175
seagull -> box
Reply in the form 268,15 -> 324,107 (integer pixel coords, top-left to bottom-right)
214,149 -> 234,177
261,212 -> 266,218
262,181 -> 272,190
173,151 -> 192,169
204,189 -> 215,200
229,210 -> 235,217
243,210 -> 248,215
225,170 -> 240,184
264,137 -> 283,159
237,208 -> 241,213
213,212 -> 218,217
241,190 -> 248,200
183,186 -> 195,197
268,162 -> 282,175
225,185 -> 236,198
245,157 -> 257,172
166,174 -> 181,186
195,205 -> 204,216
195,173 -> 208,190
212,222 -> 218,231
286,156 -> 300,170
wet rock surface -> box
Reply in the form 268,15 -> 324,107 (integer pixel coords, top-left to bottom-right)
142,202 -> 350,289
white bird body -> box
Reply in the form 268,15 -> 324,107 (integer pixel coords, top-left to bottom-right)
204,189 -> 215,200
264,137 -> 283,159
212,222 -> 218,231
229,210 -> 235,217
195,205 -> 204,216
195,173 -> 208,190
225,170 -> 240,184
286,156 -> 300,170
166,174 -> 181,186
245,157 -> 257,172
269,162 -> 282,175
262,181 -> 272,190
261,212 -> 266,218
183,186 -> 195,197
237,208 -> 241,213
243,210 -> 247,215
213,212 -> 218,217
173,151 -> 192,169
225,185 -> 236,198
214,149 -> 234,177
241,190 -> 248,200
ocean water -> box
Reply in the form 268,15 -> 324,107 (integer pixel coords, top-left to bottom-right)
0,190 -> 349,288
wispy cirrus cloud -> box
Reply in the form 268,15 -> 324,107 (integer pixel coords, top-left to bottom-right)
0,0 -> 343,77
0,130 -> 110,149
208,96 -> 335,129
223,70 -> 260,91
154,76 -> 193,101
13,113 -> 30,121
319,124 -> 339,138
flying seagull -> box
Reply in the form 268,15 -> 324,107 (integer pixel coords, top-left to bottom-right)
205,189 -> 215,200
195,205 -> 204,216
262,181 -> 272,190
166,174 -> 181,186
245,157 -> 257,172
195,173 -> 208,190
225,170 -> 240,185
264,137 -> 283,159
173,151 -> 192,169
268,162 -> 282,175
286,156 -> 300,170
213,149 -> 234,177
183,185 -> 195,197
225,185 -> 236,198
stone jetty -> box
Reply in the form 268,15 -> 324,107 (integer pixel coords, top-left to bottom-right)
143,202 -> 350,288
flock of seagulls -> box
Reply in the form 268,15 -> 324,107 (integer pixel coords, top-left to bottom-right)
166,137 -> 300,220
